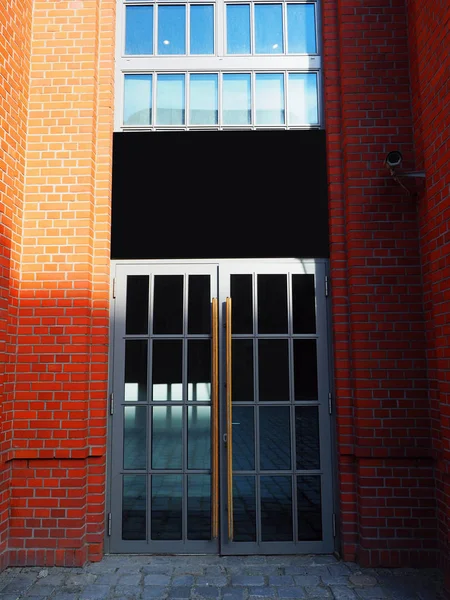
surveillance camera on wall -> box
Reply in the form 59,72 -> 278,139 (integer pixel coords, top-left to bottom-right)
385,151 -> 403,170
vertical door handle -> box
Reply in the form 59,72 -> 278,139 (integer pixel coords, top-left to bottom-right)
226,297 -> 234,541
212,298 -> 219,539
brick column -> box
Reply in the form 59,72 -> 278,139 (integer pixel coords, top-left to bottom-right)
323,0 -> 438,567
6,0 -> 115,566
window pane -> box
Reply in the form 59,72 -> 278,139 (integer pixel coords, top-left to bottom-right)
124,406 -> 147,470
287,4 -> 316,53
255,73 -> 285,125
292,274 -> 316,333
190,5 -> 214,54
188,406 -> 211,469
156,74 -> 185,126
261,476 -> 293,541
152,475 -> 182,540
257,274 -> 288,333
188,340 -> 211,402
126,275 -> 149,335
188,275 -> 210,334
288,73 -> 318,125
152,340 -> 183,402
296,406 -> 320,470
123,475 -> 146,540
297,475 -> 322,540
258,339 -> 289,401
233,476 -> 256,541
260,406 -> 291,470
158,5 -> 186,54
232,339 -> 254,402
255,4 -> 283,54
125,5 -> 154,55
125,340 -> 148,402
152,406 -> 183,469
232,406 -> 255,470
189,74 -> 218,125
153,275 -> 183,334
124,75 -> 152,126
226,5 -> 251,54
223,74 -> 252,126
187,475 -> 211,540
293,339 -> 318,400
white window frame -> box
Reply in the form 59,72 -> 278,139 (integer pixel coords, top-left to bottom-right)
115,0 -> 323,130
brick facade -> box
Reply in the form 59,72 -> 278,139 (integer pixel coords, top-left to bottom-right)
0,0 -> 448,592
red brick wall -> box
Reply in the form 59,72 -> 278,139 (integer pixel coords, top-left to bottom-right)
406,0 -> 450,593
3,0 -> 115,566
323,0 -> 438,567
0,0 -> 34,571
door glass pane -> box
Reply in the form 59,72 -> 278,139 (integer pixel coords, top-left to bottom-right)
231,274 -> 253,333
124,406 -> 147,470
190,5 -> 214,54
187,475 -> 211,540
189,74 -> 218,125
188,340 -> 211,401
122,475 -> 146,540
152,406 -> 183,469
156,74 -> 186,126
232,339 -> 254,402
287,4 -> 316,53
226,4 -> 251,54
288,73 -> 318,125
152,340 -> 183,401
296,406 -> 320,469
297,475 -> 322,540
255,73 -> 285,125
260,406 -> 291,469
255,4 -> 283,54
257,274 -> 288,333
233,476 -> 257,541
261,476 -> 293,541
152,475 -> 182,540
188,406 -> 211,469
125,5 -> 154,55
232,406 -> 255,470
258,340 -> 289,401
125,340 -> 148,402
188,275 -> 210,334
292,274 -> 316,333
126,275 -> 149,335
153,275 -> 183,334
158,5 -> 186,54
124,74 -> 152,126
293,339 -> 318,400
223,74 -> 252,125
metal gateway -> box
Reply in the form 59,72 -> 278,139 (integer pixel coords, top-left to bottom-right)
107,259 -> 335,554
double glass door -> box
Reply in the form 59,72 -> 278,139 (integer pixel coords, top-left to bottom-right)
109,260 -> 334,554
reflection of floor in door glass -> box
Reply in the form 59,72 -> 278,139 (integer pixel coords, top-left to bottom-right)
298,475 -> 322,541
261,476 -> 293,541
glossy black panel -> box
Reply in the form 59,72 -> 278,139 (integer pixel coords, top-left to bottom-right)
293,339 -> 318,400
292,274 -> 316,334
295,406 -> 320,470
233,476 -> 257,542
188,275 -> 210,334
257,274 -> 288,333
232,339 -> 254,402
124,406 -> 147,470
258,339 -> 289,402
122,475 -> 146,540
297,475 -> 322,541
260,406 -> 291,470
187,475 -> 211,540
153,275 -> 183,334
188,340 -> 211,402
151,475 -> 182,540
125,340 -> 148,402
152,340 -> 183,401
261,476 -> 293,541
231,274 -> 253,334
126,275 -> 149,334
232,406 -> 255,470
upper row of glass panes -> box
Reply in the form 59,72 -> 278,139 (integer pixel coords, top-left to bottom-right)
125,3 -> 316,55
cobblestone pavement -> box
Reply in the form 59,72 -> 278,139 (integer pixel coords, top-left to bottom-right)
0,555 -> 443,600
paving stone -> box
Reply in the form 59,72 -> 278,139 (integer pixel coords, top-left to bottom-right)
285,567 -> 330,577
293,576 -> 320,586
172,575 -> 195,586
52,594 -> 81,600
196,575 -> 228,587
232,576 -> 265,586
328,565 -> 353,577
321,576 -> 352,586
145,574 -> 172,586
354,588 -> 386,599
67,573 -> 98,587
0,596 -> 25,600
95,572 -> 121,585
113,583 -> 142,598
143,566 -> 175,576
204,566 -> 226,576
167,585 -> 191,598
118,574 -> 142,585
221,586 -> 247,600
269,576 -> 294,586
25,584 -> 57,596
79,584 -> 111,599
246,568 -> 280,576
248,586 -> 276,597
141,585 -> 169,598
330,587 -> 358,600
304,586 -> 332,598
192,585 -> 220,597
349,575 -> 378,587
277,586 -> 307,598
